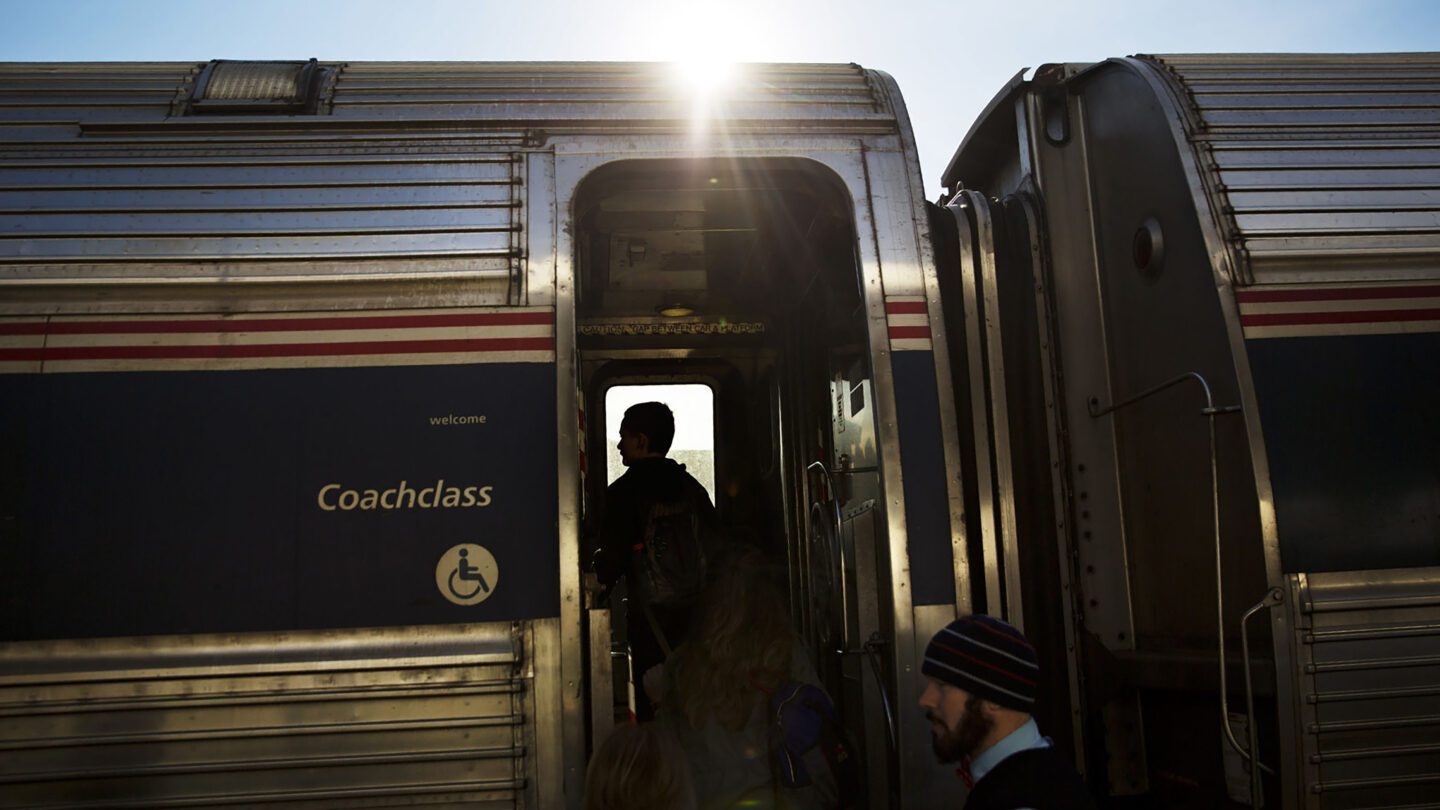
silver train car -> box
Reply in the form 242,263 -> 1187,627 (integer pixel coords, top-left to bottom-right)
0,54 -> 1436,809
937,53 -> 1440,809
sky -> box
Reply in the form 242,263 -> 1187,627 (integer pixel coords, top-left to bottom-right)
3,0 -> 1437,194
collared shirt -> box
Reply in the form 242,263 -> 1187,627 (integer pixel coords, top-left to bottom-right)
969,718 -> 1051,785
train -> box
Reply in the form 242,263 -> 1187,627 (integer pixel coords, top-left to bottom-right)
0,54 -> 1436,809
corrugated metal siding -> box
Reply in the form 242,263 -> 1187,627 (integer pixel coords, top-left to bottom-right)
0,63 -> 189,132
1143,54 -> 1440,284
1288,568 -> 1440,810
0,62 -> 887,300
0,62 -> 523,296
0,153 -> 520,259
0,623 -> 531,808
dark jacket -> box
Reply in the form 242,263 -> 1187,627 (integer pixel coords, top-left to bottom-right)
594,457 -> 716,587
593,457 -> 716,721
964,746 -> 1097,810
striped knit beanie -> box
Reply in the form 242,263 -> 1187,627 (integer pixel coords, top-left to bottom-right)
922,615 -> 1038,712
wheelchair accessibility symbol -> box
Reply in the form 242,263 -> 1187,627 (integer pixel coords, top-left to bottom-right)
435,544 -> 499,606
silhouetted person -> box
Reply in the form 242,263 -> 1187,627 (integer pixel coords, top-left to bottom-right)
594,401 -> 716,721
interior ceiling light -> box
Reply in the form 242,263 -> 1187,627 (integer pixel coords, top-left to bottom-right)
657,303 -> 696,318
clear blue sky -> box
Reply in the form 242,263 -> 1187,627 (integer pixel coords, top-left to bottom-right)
3,0 -> 1437,193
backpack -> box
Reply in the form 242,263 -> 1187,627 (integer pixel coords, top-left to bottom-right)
631,494 -> 710,610
767,680 -> 861,809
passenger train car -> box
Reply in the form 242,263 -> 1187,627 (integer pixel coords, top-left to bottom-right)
0,54 -> 1435,809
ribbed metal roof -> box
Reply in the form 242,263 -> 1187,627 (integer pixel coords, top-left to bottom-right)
332,62 -> 887,124
1143,53 -> 1440,284
0,61 -> 894,138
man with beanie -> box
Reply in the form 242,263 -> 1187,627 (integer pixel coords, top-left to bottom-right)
919,615 -> 1095,809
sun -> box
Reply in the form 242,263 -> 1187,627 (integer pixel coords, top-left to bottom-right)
674,56 -> 737,96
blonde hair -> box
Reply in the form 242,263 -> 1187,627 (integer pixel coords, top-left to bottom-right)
671,546 -> 795,731
584,723 -> 696,810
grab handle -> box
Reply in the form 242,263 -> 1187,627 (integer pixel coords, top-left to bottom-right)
808,461 -> 849,649
1240,588 -> 1284,803
839,632 -> 897,762
1089,372 -> 1268,779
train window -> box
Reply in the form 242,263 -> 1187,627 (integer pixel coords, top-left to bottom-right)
604,383 -> 716,503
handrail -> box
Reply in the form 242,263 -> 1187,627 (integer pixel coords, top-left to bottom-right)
863,632 -> 898,759
1088,373 -> 1273,787
1242,588 -> 1285,805
807,461 -> 848,651
809,460 -> 897,763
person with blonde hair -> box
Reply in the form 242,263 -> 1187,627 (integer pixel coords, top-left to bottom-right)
651,546 -> 838,809
584,722 -> 697,810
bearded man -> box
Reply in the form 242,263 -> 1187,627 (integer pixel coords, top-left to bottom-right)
918,615 -> 1095,809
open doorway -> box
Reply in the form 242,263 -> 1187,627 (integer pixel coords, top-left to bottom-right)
574,157 -> 895,805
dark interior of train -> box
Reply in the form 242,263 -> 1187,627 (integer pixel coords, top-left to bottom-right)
572,157 -> 895,802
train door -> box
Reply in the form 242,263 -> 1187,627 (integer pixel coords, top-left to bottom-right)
929,189 -> 1089,777
569,157 -> 902,806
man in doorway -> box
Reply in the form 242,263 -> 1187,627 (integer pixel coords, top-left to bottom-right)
918,615 -> 1095,809
593,401 -> 717,721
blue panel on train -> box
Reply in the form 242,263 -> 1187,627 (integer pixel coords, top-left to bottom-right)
1246,333 -> 1440,573
0,363 -> 560,641
891,351 -> 957,606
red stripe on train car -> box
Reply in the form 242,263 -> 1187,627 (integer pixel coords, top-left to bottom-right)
885,300 -> 929,315
0,336 -> 557,362
0,311 -> 554,337
1235,285 -> 1440,304
1240,308 -> 1440,327
888,326 -> 932,340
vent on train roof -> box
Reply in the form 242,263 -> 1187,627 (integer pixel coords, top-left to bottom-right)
187,59 -> 329,114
